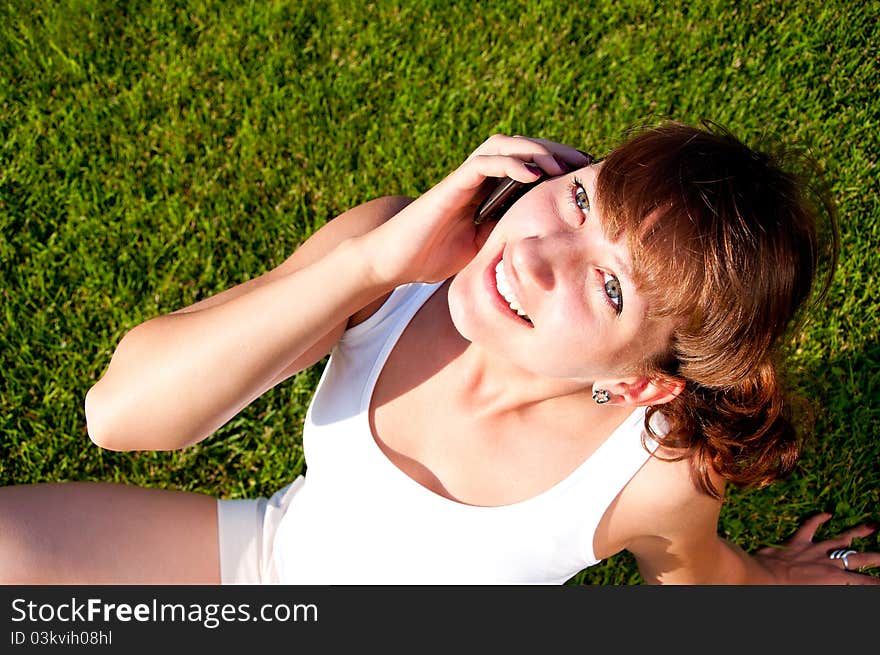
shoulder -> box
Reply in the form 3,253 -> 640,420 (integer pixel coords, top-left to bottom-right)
596,445 -> 725,560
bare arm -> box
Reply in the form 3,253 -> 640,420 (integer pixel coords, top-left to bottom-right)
86,135 -> 589,453
627,520 -> 772,584
629,509 -> 880,585
606,454 -> 879,584
615,457 -> 754,584
85,196 -> 412,452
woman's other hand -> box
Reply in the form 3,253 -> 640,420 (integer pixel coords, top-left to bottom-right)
753,512 -> 880,584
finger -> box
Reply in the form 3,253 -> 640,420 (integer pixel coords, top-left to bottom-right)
531,152 -> 571,176
454,154 -> 544,189
788,512 -> 833,544
468,134 -> 548,160
839,551 -> 880,571
820,524 -> 879,550
523,137 -> 594,168
469,134 -> 592,170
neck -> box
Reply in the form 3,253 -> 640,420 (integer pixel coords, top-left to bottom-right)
440,333 -> 595,420
429,280 -> 630,425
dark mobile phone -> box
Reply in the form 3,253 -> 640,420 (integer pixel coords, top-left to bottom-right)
473,151 -> 594,224
473,175 -> 546,225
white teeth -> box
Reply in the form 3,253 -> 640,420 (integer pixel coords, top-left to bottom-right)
495,260 -> 531,321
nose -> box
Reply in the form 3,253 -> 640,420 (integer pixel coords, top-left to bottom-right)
508,234 -> 572,292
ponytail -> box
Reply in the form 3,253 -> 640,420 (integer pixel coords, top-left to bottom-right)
646,358 -> 809,498
595,120 -> 838,498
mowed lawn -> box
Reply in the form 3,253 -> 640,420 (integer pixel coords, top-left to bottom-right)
1,0 -> 877,584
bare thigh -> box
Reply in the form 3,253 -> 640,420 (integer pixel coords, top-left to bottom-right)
0,482 -> 220,584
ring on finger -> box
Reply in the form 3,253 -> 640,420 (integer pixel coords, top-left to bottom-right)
828,548 -> 858,571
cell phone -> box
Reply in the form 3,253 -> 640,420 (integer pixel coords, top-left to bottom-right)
473,151 -> 594,224
473,175 -> 546,225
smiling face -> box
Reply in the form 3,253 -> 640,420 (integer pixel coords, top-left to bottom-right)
447,162 -> 676,383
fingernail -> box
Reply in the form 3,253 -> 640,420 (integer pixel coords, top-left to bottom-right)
524,163 -> 544,177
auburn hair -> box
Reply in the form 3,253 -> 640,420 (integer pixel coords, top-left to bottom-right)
595,120 -> 839,498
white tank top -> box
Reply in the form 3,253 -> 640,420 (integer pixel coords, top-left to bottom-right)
272,281 -> 659,584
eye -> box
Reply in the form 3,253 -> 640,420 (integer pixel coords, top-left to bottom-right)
575,183 -> 590,212
603,272 -> 623,314
567,177 -> 590,225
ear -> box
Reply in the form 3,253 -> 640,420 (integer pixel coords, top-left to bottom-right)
594,375 -> 685,407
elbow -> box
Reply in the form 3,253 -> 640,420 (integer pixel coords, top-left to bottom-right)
85,382 -> 119,450
83,325 -> 164,452
84,380 -> 196,452
84,382 -> 127,451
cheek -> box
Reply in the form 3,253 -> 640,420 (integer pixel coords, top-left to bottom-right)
447,274 -> 478,341
540,296 -> 645,373
544,289 -> 597,340
473,217 -> 501,252
502,188 -> 558,232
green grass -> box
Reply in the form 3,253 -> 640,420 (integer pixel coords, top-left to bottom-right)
1,0 -> 877,584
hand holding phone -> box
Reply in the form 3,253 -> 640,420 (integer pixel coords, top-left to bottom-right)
473,150 -> 593,224
473,175 -> 546,225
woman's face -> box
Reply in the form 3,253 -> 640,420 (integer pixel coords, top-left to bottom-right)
448,162 -> 674,382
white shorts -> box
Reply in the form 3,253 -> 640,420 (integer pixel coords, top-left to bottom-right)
215,476 -> 304,584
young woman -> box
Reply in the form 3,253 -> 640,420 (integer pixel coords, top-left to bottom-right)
1,121 -> 877,584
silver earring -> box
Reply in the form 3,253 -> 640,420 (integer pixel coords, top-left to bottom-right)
592,389 -> 610,404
